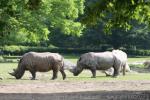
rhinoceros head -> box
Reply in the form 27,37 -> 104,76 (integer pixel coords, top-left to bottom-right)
73,62 -> 83,76
9,67 -> 25,79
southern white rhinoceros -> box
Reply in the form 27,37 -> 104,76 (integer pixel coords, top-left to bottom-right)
73,50 -> 128,78
143,60 -> 150,68
104,50 -> 130,76
9,52 -> 66,80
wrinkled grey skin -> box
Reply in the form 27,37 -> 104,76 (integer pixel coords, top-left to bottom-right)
73,50 -> 127,78
63,59 -> 115,76
9,52 -> 66,80
73,52 -> 118,78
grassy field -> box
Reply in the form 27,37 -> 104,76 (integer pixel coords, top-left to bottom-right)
0,55 -> 150,83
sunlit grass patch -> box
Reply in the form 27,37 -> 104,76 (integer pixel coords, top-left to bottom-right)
0,55 -> 150,83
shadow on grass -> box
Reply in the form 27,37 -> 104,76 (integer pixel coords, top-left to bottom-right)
0,90 -> 150,100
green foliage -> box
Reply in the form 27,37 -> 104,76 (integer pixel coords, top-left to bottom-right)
2,45 -> 150,56
81,0 -> 150,33
125,49 -> 150,56
1,45 -> 103,55
0,56 -> 4,62
47,0 -> 85,36
0,0 -> 85,45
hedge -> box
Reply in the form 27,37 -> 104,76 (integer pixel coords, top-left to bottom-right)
1,45 -> 150,56
0,45 -> 104,55
124,49 -> 150,56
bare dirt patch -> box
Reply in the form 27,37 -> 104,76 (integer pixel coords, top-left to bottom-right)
0,80 -> 150,100
0,80 -> 150,93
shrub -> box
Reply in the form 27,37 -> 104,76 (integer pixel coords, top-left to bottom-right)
2,45 -> 150,56
0,56 -> 4,62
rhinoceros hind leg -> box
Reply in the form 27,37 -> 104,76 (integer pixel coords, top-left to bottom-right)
60,69 -> 66,80
51,69 -> 58,80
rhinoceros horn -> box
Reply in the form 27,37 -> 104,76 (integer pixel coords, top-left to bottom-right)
9,72 -> 15,76
9,69 -> 16,76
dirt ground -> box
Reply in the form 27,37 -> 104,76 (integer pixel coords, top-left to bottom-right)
0,67 -> 150,100
0,80 -> 150,100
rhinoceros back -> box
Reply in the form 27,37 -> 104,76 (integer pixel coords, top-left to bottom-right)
21,52 -> 63,72
78,52 -> 114,70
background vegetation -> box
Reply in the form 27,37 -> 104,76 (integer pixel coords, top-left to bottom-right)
1,0 -> 150,84
0,0 -> 150,56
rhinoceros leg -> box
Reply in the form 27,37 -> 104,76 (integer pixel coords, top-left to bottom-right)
30,70 -> 36,80
122,64 -> 126,76
90,67 -> 96,78
60,68 -> 66,80
113,66 -> 119,77
51,69 -> 58,80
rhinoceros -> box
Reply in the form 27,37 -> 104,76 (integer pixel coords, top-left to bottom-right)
104,62 -> 130,76
143,60 -> 150,68
104,50 -> 130,76
73,50 -> 127,78
9,52 -> 66,80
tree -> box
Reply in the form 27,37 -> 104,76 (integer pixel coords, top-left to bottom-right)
0,0 -> 85,45
81,0 -> 150,32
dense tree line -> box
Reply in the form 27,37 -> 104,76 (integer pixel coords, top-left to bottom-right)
0,0 -> 150,50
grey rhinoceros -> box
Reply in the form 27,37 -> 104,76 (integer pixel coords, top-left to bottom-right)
72,50 -> 128,78
143,60 -> 150,68
9,52 -> 66,80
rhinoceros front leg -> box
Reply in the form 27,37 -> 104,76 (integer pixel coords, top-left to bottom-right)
90,67 -> 96,78
30,70 -> 36,80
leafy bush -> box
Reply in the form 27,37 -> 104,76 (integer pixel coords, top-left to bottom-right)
1,45 -> 104,55
0,56 -> 4,62
2,45 -> 150,56
125,49 -> 150,56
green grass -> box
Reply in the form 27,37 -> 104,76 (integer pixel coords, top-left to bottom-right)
0,55 -> 150,83
128,56 -> 150,63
